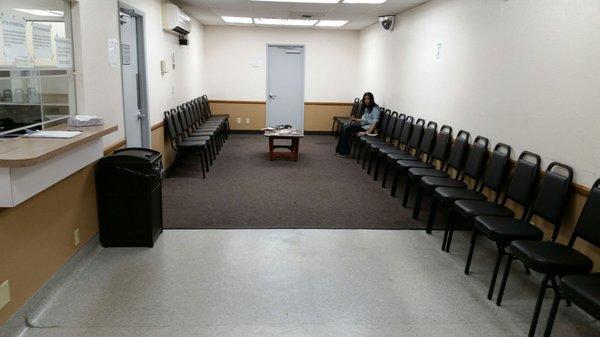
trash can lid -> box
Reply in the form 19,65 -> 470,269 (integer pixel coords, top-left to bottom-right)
100,147 -> 162,164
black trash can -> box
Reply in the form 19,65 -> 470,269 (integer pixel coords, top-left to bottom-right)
96,148 -> 163,247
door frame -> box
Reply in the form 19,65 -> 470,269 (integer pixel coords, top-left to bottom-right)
265,44 -> 305,130
118,3 -> 150,148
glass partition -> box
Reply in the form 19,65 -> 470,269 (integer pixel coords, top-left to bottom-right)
0,0 -> 75,137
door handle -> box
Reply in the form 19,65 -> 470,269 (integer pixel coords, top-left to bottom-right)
268,93 -> 277,99
137,111 -> 145,120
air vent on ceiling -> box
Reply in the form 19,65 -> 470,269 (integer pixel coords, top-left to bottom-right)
288,12 -> 325,20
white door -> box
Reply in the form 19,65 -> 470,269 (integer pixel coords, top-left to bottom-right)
120,12 -> 144,148
266,45 -> 305,130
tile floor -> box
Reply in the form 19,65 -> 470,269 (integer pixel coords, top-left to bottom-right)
19,230 -> 599,337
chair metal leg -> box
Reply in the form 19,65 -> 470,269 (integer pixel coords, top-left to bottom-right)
402,178 -> 412,207
362,148 -> 370,169
487,247 -> 505,300
200,151 -> 206,179
381,160 -> 390,188
496,255 -> 514,306
356,143 -> 363,163
445,211 -> 458,252
464,230 -> 478,275
412,185 -> 424,220
426,197 -> 439,234
543,290 -> 562,337
367,149 -> 375,174
391,166 -> 400,197
528,276 -> 551,337
442,210 -> 453,251
373,155 -> 381,181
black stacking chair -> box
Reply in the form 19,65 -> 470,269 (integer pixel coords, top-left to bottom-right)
362,111 -> 404,174
332,98 -> 360,137
474,162 -> 573,301
543,273 -> 600,337
353,109 -> 395,163
180,103 -> 217,161
422,136 -> 489,232
380,115 -> 415,188
388,120 -> 437,198
201,95 -> 230,135
400,125 -> 453,206
438,143 -> 512,252
372,113 -> 407,181
189,100 -> 222,152
197,98 -> 227,136
457,152 -> 541,290
411,130 -> 470,221
495,179 -> 599,337
164,110 -> 209,178
336,99 -> 364,140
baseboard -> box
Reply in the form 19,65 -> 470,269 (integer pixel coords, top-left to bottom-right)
304,131 -> 330,135
0,235 -> 102,337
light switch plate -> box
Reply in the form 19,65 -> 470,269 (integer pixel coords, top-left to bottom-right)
245,118 -> 250,124
0,280 -> 10,310
236,117 -> 242,124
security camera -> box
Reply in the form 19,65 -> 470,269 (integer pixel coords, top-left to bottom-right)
378,16 -> 395,32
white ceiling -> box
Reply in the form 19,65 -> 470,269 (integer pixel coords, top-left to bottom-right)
175,0 -> 427,30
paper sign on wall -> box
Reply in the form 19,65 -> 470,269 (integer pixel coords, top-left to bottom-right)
1,16 -> 28,62
107,38 -> 120,67
32,23 -> 52,59
55,37 -> 73,69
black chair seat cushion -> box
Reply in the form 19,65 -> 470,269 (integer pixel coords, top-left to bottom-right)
178,139 -> 207,148
454,200 -> 515,218
387,153 -> 419,161
190,130 -> 214,137
395,161 -> 432,171
379,147 -> 407,156
434,187 -> 487,203
377,144 -> 399,151
408,167 -> 448,179
561,274 -> 600,319
474,216 -> 544,244
421,177 -> 467,191
509,241 -> 593,276
368,141 -> 390,149
211,114 -> 229,117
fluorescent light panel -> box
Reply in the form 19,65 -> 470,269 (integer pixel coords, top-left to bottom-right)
252,0 -> 339,3
316,20 -> 348,27
254,18 -> 317,26
14,8 -> 64,17
221,16 -> 253,24
343,0 -> 388,4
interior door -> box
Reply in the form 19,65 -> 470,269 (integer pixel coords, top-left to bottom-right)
120,12 -> 143,148
266,45 -> 304,130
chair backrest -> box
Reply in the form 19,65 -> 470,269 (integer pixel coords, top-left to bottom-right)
406,118 -> 425,153
569,179 -> 600,248
349,98 -> 360,117
201,95 -> 213,118
502,151 -> 541,213
397,115 -> 413,148
178,105 -> 192,132
355,100 -> 364,118
479,143 -> 512,200
416,121 -> 438,159
461,136 -> 489,183
171,109 -> 185,142
529,162 -> 573,240
379,110 -> 394,140
429,125 -> 453,164
390,113 -> 405,143
164,110 -> 177,141
445,130 -> 470,173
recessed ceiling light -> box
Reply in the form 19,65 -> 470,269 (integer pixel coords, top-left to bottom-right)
221,16 -> 253,24
14,8 -> 64,17
254,18 -> 318,26
252,0 -> 339,3
316,20 -> 349,27
343,0 -> 388,4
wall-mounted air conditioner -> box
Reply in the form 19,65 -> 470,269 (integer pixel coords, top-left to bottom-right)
162,3 -> 191,35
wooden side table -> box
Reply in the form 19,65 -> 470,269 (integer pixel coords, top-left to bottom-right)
264,131 -> 304,161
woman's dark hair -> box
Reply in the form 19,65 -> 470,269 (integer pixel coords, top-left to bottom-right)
362,92 -> 376,113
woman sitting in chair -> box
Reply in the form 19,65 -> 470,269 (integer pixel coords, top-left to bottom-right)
334,92 -> 381,156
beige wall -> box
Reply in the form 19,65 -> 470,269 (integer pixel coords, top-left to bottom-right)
358,0 -> 600,187
209,101 -> 352,132
203,26 -> 359,102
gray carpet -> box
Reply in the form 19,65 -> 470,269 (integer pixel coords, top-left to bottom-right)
163,134 -> 445,229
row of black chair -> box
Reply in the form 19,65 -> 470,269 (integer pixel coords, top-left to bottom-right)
164,96 -> 229,178
341,107 -> 599,337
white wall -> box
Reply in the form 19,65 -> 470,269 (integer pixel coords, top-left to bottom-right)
204,26 -> 359,102
73,0 -> 205,146
358,0 -> 600,186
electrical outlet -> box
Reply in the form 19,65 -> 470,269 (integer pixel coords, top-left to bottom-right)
74,229 -> 80,246
0,280 -> 10,310
236,117 -> 242,124
245,118 -> 250,124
